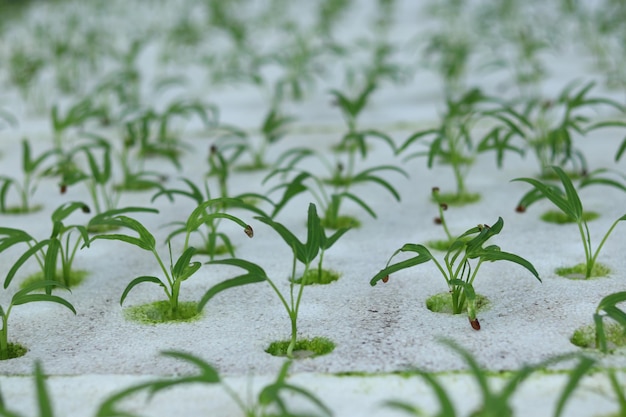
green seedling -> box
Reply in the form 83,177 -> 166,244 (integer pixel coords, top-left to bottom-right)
593,291 -> 626,354
371,217 -> 540,330
427,186 -> 462,251
330,81 -> 397,157
0,139 -> 57,214
96,351 -> 332,417
603,370 -> 626,417
1,281 -> 75,360
59,136 -> 119,216
200,203 -> 335,358
212,107 -> 294,171
2,202 -> 92,291
494,81 -> 625,178
265,150 -> 407,229
0,361 -> 57,415
422,29 -> 473,96
88,202 -> 253,321
384,339 -> 595,417
398,88 -> 523,205
8,46 -> 44,101
51,98 -> 106,153
153,181 -> 265,260
513,166 -> 626,279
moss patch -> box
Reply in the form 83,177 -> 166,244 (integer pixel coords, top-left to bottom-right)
292,268 -> 340,285
265,337 -> 335,358
194,244 -> 231,257
20,269 -> 88,289
426,292 -> 490,315
0,342 -> 28,360
321,215 -> 360,229
123,300 -> 202,324
555,263 -> 610,280
540,210 -> 599,224
432,192 -> 480,206
1,204 -> 43,214
571,322 -> 626,351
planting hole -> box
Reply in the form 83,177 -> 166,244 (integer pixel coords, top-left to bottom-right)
265,337 -> 335,358
540,210 -> 599,224
571,323 -> 626,351
20,269 -> 88,289
431,192 -> 480,206
426,292 -> 490,315
0,342 -> 28,360
555,263 -> 610,280
292,269 -> 340,285
123,301 -> 202,324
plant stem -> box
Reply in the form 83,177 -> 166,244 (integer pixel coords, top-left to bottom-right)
0,310 -> 9,360
577,221 -> 593,278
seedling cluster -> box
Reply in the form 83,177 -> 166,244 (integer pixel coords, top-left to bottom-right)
0,0 -> 626,415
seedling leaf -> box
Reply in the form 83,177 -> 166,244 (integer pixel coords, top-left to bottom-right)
370,244 -> 434,285
199,259 -> 267,310
120,276 -> 165,305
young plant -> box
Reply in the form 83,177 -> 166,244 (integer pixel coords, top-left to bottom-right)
427,186 -> 461,251
593,291 -> 626,354
397,88 -> 522,205
213,106 -> 294,171
200,203 -> 335,358
384,339 -> 595,417
2,202 -> 92,290
265,151 -> 407,229
513,166 -> 626,279
370,217 -> 540,330
51,98 -> 106,153
494,81 -> 625,178
330,81 -> 397,157
0,361 -> 58,415
1,281 -> 75,360
58,136 -> 120,216
0,139 -> 57,214
96,352 -> 332,417
88,202 -> 253,321
152,181 -> 265,260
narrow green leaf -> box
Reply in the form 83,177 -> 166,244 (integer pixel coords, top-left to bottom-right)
12,293 -> 76,315
199,259 -> 267,311
160,351 -> 221,383
511,176 -> 575,220
254,216 -> 306,263
4,239 -> 49,289
597,292 -> 626,312
120,276 -> 165,306
370,244 -> 434,285
304,203 -> 321,264
34,361 -> 54,417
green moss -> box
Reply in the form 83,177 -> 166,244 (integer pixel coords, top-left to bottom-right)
194,244 -> 230,257
292,268 -> 340,285
123,300 -> 202,324
555,263 -> 610,279
540,210 -> 599,224
426,292 -> 490,315
432,192 -> 480,206
0,342 -> 28,360
571,322 -> 626,351
321,215 -> 360,229
20,269 -> 88,289
265,337 -> 335,358
1,204 -> 43,214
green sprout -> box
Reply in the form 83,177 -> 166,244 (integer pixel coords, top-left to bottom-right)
96,352 -> 332,417
152,181 -> 265,260
371,217 -> 540,330
397,88 -> 523,205
51,98 -> 106,153
199,203 -> 338,358
58,136 -> 120,217
0,361 -> 58,415
384,339 -> 596,417
88,202 -> 253,321
2,202 -> 92,291
1,281 -> 75,360
593,291 -> 626,354
212,107 -> 294,171
264,148 -> 407,229
0,139 -> 57,214
427,187 -> 460,251
495,81 -> 625,178
513,166 -> 626,279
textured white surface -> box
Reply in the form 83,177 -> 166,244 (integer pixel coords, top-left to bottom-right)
0,0 -> 625,416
